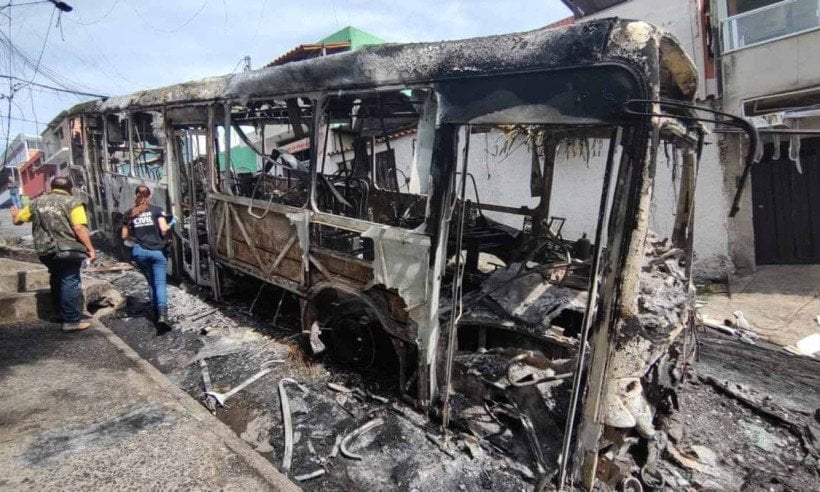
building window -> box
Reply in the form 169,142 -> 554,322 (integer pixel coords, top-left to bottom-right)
722,0 -> 820,51
728,0 -> 782,16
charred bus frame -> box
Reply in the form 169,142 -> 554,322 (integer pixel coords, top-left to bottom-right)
44,18 -> 737,489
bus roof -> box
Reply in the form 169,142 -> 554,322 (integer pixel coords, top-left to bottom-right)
49,18 -> 696,123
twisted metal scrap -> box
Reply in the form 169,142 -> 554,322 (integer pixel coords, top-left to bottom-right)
294,468 -> 326,481
340,417 -> 385,460
279,378 -> 309,473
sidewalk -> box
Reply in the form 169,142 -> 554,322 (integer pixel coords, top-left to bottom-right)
0,319 -> 296,491
700,264 -> 820,348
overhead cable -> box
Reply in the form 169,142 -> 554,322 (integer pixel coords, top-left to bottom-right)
0,74 -> 106,98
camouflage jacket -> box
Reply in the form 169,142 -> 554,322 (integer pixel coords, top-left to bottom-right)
30,191 -> 85,256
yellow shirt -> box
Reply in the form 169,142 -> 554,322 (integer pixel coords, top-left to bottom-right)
16,190 -> 88,226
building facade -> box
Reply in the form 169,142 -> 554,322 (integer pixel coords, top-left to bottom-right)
19,150 -> 55,199
714,0 -> 820,268
0,134 -> 44,206
562,0 -> 820,272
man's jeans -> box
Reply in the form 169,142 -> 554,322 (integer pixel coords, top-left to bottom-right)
40,255 -> 84,323
131,244 -> 167,310
10,188 -> 22,209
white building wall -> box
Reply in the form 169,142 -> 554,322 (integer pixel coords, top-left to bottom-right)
327,126 -> 727,275
718,24 -> 820,271
461,131 -> 606,241
327,135 -> 417,189
460,131 -> 727,268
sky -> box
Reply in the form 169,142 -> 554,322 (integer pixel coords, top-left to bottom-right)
0,0 -> 571,147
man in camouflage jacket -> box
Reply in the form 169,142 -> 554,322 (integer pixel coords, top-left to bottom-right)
12,177 -> 96,332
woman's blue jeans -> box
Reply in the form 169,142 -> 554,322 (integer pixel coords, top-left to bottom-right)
131,244 -> 167,310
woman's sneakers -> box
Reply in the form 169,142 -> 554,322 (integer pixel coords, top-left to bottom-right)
62,321 -> 92,332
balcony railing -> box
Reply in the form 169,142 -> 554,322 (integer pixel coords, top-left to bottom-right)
722,0 -> 820,52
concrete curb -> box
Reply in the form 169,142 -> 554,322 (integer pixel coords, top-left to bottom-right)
89,317 -> 299,491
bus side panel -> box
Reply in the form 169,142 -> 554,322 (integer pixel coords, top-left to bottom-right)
211,196 -> 304,290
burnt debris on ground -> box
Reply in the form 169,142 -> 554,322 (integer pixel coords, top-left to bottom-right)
82,260 -> 820,491
98,268 -> 532,490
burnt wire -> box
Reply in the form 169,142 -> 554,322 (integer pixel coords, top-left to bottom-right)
454,171 -> 484,218
505,352 -> 573,388
391,167 -> 408,190
623,98 -> 758,218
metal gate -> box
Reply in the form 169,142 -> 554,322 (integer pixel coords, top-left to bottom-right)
752,138 -> 820,264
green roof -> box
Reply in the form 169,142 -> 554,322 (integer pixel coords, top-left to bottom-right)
318,26 -> 385,50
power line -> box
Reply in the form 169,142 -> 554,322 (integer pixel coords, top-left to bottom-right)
66,0 -> 115,26
27,3 -> 54,85
0,112 -> 43,124
0,74 -> 106,98
58,15 -> 131,89
3,2 -> 13,167
129,1 -> 208,34
230,57 -> 243,73
0,1 -> 50,9
0,29 -> 93,93
27,85 -> 39,134
230,56 -> 251,73
1,1 -> 73,169
250,0 -> 269,44
8,0 -> 55,151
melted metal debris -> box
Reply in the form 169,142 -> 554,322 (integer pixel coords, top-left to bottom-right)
482,263 -> 587,328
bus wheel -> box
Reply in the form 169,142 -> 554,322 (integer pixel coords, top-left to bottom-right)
302,289 -> 398,374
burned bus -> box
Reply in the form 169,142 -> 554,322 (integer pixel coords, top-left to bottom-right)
43,18 -> 748,489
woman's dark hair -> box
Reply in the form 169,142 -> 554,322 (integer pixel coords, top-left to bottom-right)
130,185 -> 151,218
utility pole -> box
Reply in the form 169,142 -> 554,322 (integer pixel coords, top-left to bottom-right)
242,56 -> 251,72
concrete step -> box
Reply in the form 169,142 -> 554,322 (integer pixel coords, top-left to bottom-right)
0,290 -> 56,323
0,255 -> 126,325
0,258 -> 49,294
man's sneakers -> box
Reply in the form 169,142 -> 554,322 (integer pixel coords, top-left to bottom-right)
62,320 -> 92,332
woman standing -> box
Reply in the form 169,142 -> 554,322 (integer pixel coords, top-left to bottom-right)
122,185 -> 172,330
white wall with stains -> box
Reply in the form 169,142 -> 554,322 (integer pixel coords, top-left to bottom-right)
459,130 -> 729,274
327,128 -> 730,276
